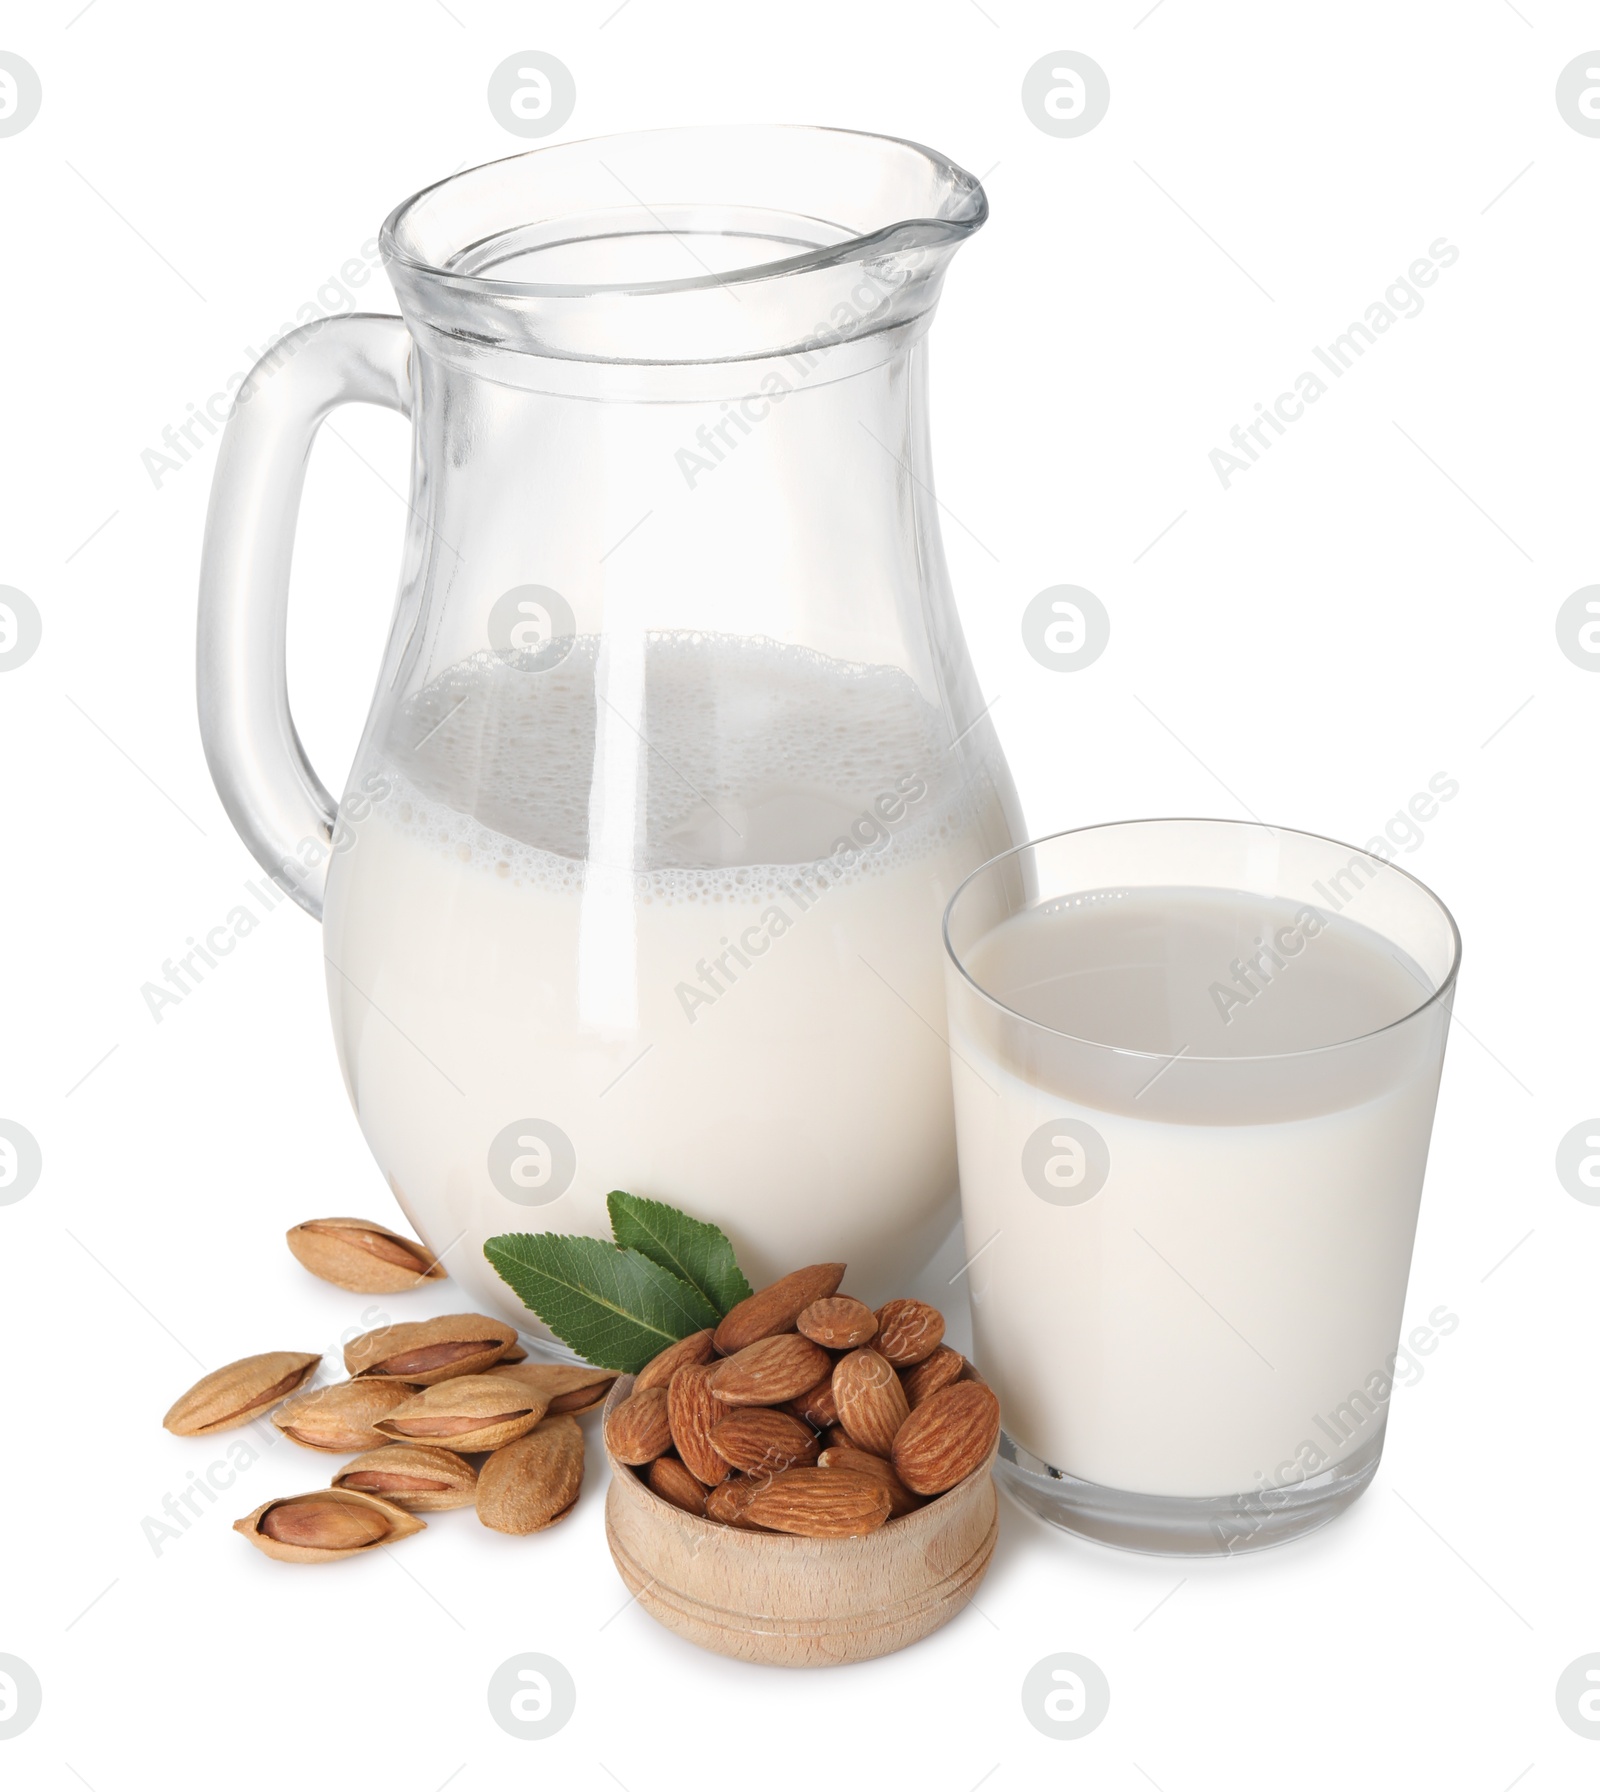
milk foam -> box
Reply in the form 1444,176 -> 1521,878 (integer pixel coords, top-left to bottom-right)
362,633 -> 981,903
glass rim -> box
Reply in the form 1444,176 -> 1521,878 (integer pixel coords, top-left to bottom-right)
380,125 -> 988,302
941,816 -> 1464,1067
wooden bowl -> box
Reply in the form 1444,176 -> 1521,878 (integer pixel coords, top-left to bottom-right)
601,1372 -> 999,1667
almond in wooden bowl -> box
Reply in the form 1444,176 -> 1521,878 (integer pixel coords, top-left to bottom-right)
600,1367 -> 998,1667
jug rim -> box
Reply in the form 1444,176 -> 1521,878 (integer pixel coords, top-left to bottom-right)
380,124 -> 988,301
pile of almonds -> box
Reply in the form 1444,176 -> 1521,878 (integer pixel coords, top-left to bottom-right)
163,1308 -> 616,1563
605,1263 -> 999,1538
162,1217 -> 1002,1560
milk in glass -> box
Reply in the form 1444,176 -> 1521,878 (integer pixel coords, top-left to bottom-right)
948,886 -> 1447,1499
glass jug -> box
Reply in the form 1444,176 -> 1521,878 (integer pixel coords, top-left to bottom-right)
197,127 -> 1022,1332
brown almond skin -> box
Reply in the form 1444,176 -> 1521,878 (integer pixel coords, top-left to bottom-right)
712,1264 -> 846,1356
488,1361 -> 618,1416
164,1351 -> 321,1436
271,1379 -> 416,1452
375,1376 -> 546,1452
817,1445 -> 925,1518
901,1345 -> 967,1407
708,1334 -> 832,1407
264,1497 -> 392,1551
668,1364 -> 730,1486
797,1295 -> 878,1349
646,1455 -> 709,1517
634,1329 -> 715,1393
285,1218 -> 445,1294
344,1313 -> 519,1385
333,1445 -> 477,1512
874,1298 -> 946,1367
546,1384 -> 613,1417
234,1488 -> 423,1562
476,1416 -> 585,1534
704,1473 -> 764,1529
605,1384 -> 673,1466
831,1348 -> 911,1457
710,1408 -> 821,1476
788,1373 -> 839,1430
822,1424 -> 854,1452
742,1467 -> 892,1538
891,1381 -> 1001,1495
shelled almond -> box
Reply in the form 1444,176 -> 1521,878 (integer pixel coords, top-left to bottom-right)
607,1269 -> 999,1538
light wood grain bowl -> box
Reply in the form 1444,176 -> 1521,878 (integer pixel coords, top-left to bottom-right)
602,1369 -> 999,1667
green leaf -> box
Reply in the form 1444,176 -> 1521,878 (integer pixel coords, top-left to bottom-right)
483,1233 -> 721,1373
605,1190 -> 753,1318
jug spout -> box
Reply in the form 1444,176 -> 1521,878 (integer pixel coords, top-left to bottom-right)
380,126 -> 987,372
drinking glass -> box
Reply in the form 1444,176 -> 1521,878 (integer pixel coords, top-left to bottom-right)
941,819 -> 1461,1554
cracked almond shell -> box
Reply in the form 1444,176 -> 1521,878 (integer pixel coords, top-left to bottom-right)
234,1488 -> 424,1562
270,1378 -> 416,1452
285,1217 -> 446,1293
475,1416 -> 585,1534
343,1312 -> 519,1385
375,1375 -> 547,1451
488,1360 -> 617,1415
163,1351 -> 320,1436
332,1444 -> 478,1511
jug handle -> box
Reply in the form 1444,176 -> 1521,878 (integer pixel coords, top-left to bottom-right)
197,314 -> 413,920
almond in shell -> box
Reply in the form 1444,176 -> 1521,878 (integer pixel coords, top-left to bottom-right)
476,1415 -> 585,1534
344,1313 -> 519,1384
375,1376 -> 546,1452
285,1217 -> 445,1293
891,1380 -> 1001,1495
489,1361 -> 617,1415
271,1379 -> 416,1452
163,1351 -> 320,1436
235,1488 -> 423,1562
332,1444 -> 477,1511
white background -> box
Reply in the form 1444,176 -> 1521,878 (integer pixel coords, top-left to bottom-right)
2,2 -> 1595,1786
